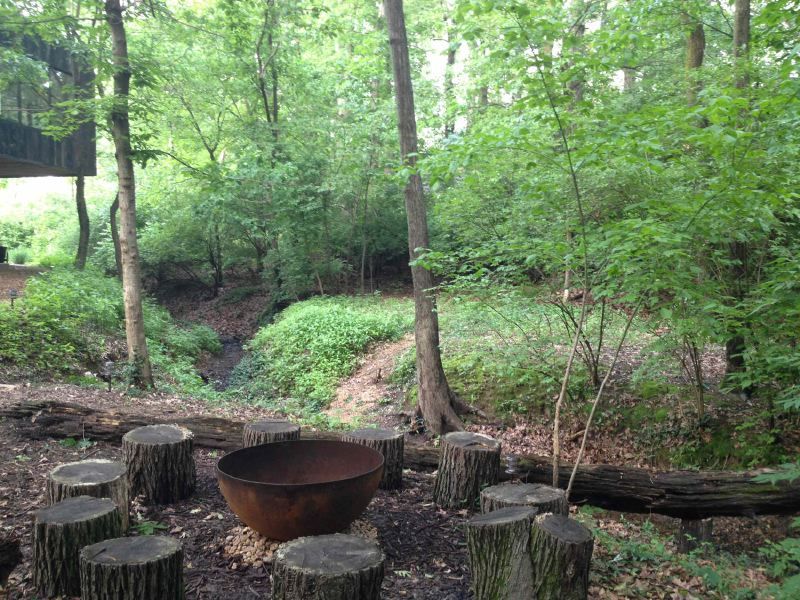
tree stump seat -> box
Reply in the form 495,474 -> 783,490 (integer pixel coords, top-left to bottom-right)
242,420 -> 301,447
47,459 -> 129,530
123,424 -> 195,504
433,432 -> 501,509
480,482 -> 568,516
272,533 -> 384,600
530,514 -> 594,600
342,428 -> 404,490
677,517 -> 714,553
80,535 -> 184,600
33,496 -> 123,597
466,506 -> 537,600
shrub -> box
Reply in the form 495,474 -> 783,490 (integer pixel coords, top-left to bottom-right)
10,248 -> 29,264
0,267 -> 220,390
241,296 -> 412,409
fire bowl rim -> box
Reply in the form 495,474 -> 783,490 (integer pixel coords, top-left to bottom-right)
215,439 -> 385,487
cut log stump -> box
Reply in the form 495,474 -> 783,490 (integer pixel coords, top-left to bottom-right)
433,432 -> 501,509
530,513 -> 594,600
242,420 -> 300,447
676,518 -> 713,553
466,507 -> 537,599
32,496 -> 123,598
47,459 -> 130,530
272,533 -> 384,600
342,428 -> 404,490
80,535 -> 184,600
480,482 -> 568,516
0,536 -> 21,589
123,424 -> 195,504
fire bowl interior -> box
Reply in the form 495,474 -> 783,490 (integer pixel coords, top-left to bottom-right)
216,439 -> 384,541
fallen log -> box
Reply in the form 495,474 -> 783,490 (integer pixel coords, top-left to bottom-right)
2,399 -> 799,519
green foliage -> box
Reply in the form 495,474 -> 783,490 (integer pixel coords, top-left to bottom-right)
0,268 -> 219,392
133,520 -> 168,535
236,296 -> 412,411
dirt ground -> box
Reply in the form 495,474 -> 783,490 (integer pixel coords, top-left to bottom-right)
0,265 -> 43,301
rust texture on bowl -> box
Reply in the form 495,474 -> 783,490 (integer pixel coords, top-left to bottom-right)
216,439 -> 384,541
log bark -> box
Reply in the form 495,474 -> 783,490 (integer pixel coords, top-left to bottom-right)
342,428 -> 404,490
33,496 -> 123,597
47,459 -> 129,530
530,514 -> 594,600
5,400 -> 800,518
80,535 -> 184,600
676,518 -> 713,553
272,533 -> 384,600
480,483 -> 568,515
122,424 -> 195,504
466,507 -> 536,599
242,420 -> 300,447
434,432 -> 501,509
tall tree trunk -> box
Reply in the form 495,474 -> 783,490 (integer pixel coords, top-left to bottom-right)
384,0 -> 463,434
683,13 -> 705,106
726,0 -> 750,378
105,0 -> 153,388
443,12 -> 457,137
110,194 -> 122,280
74,175 -> 89,270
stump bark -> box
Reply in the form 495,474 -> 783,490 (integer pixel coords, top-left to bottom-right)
342,428 -> 404,490
272,533 -> 384,600
80,535 -> 184,600
480,483 -> 568,516
32,496 -> 123,598
123,424 -> 195,504
530,514 -> 594,600
242,420 -> 301,447
466,507 -> 537,600
433,432 -> 501,509
676,518 -> 713,553
47,459 -> 130,530
0,537 -> 21,589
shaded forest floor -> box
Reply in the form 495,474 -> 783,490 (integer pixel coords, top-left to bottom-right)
0,385 -> 789,599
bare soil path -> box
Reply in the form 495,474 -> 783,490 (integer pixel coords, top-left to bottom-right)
325,334 -> 414,428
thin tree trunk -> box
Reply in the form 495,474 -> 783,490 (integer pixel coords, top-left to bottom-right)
385,0 -> 463,434
726,0 -> 750,378
74,175 -> 89,270
443,13 -> 457,137
105,0 -> 153,388
109,193 -> 122,280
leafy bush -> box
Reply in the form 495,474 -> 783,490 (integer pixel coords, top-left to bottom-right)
0,267 -> 219,390
10,248 -> 29,264
239,296 -> 412,410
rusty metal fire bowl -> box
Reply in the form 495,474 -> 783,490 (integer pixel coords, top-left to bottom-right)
216,440 -> 384,541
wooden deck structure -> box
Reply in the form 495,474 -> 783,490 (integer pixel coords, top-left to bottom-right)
0,32 -> 96,178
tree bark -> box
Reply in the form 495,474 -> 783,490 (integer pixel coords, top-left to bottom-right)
466,507 -> 536,600
272,534 -> 384,600
105,0 -> 153,387
433,432 -> 501,509
47,459 -> 129,531
33,496 -> 123,597
676,517 -> 713,553
530,514 -> 594,600
7,400 -> 800,518
75,174 -> 90,269
242,420 -> 300,447
342,428 -> 404,490
683,14 -> 705,106
0,537 -> 21,590
80,536 -> 184,600
480,483 -> 568,515
733,0 -> 750,89
384,0 -> 462,435
110,192 -> 122,279
122,424 -> 195,504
